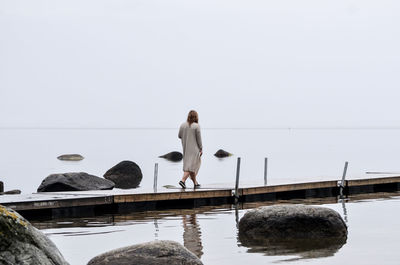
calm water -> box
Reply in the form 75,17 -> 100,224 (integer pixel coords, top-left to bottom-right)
32,191 -> 400,265
1,129 -> 400,264
1,128 -> 400,193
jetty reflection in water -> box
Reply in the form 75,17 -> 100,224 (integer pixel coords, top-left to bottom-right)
35,191 -> 400,265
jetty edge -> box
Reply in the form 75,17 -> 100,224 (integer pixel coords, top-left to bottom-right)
0,176 -> 399,219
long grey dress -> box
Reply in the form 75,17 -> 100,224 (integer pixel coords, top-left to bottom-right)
178,122 -> 203,173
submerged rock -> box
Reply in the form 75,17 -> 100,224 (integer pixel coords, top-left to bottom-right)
57,154 -> 84,161
104,161 -> 142,189
0,204 -> 70,265
238,205 -> 347,259
0,189 -> 21,195
37,172 -> 115,192
159,151 -> 183,162
214,149 -> 232,158
87,240 -> 203,265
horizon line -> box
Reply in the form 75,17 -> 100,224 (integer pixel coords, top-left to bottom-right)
1,126 -> 400,130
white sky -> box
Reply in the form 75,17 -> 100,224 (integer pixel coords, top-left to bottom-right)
1,0 -> 399,128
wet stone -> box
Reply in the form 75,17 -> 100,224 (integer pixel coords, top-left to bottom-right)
104,161 -> 142,189
87,240 -> 203,265
37,172 -> 115,192
238,205 -> 348,258
159,151 -> 183,162
0,205 -> 70,265
57,154 -> 84,161
214,149 -> 232,158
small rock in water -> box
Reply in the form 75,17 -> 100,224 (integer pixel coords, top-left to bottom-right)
104,160 -> 142,189
0,205 -> 70,265
57,154 -> 84,161
37,172 -> 115,192
87,240 -> 203,265
159,151 -> 183,162
214,149 -> 232,158
0,189 -> 22,195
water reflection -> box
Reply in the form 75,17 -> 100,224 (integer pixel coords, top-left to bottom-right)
28,191 -> 400,264
182,214 -> 203,258
239,235 -> 347,261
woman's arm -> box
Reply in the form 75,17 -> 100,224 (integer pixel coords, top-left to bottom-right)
195,125 -> 203,152
178,124 -> 183,139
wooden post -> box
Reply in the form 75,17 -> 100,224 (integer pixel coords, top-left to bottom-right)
264,157 -> 268,186
153,163 -> 158,193
235,157 -> 241,203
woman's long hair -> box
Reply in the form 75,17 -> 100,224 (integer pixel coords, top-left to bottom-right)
187,110 -> 199,126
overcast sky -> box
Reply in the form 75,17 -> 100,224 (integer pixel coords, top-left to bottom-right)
1,0 -> 399,128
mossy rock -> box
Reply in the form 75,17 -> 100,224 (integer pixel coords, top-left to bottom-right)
0,205 -> 69,265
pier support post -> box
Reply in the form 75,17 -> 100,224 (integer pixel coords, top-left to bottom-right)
153,163 -> 158,193
234,157 -> 241,203
339,161 -> 348,197
264,157 -> 268,186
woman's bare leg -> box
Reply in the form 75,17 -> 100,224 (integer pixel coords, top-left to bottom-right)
181,171 -> 191,183
189,172 -> 199,185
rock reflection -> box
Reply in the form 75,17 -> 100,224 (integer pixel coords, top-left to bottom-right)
239,235 -> 347,261
182,214 -> 203,258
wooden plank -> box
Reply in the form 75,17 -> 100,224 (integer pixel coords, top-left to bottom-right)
241,181 -> 338,196
347,176 -> 400,187
4,196 -> 113,211
114,190 -> 232,203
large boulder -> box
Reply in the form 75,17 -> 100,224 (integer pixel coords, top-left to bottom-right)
37,172 -> 115,192
103,161 -> 142,189
0,205 -> 70,265
238,205 -> 347,258
57,154 -> 84,161
159,151 -> 183,162
214,149 -> 232,158
87,240 -> 202,265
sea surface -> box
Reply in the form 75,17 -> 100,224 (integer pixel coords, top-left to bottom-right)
34,192 -> 400,265
1,128 -> 400,193
1,129 -> 400,264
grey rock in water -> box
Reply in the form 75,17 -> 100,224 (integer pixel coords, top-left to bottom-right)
239,205 -> 347,240
0,189 -> 21,195
0,205 -> 70,265
214,149 -> 232,158
57,154 -> 84,161
238,205 -> 347,259
104,160 -> 142,189
37,172 -> 115,192
159,151 -> 183,162
0,181 -> 3,193
87,240 -> 203,265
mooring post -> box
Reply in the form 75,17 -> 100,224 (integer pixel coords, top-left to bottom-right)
339,161 -> 348,197
264,157 -> 268,186
153,163 -> 158,193
234,157 -> 241,203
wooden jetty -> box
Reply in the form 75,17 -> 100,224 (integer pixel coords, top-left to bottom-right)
0,176 -> 399,219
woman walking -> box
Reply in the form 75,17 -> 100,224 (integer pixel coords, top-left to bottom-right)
178,110 -> 203,189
